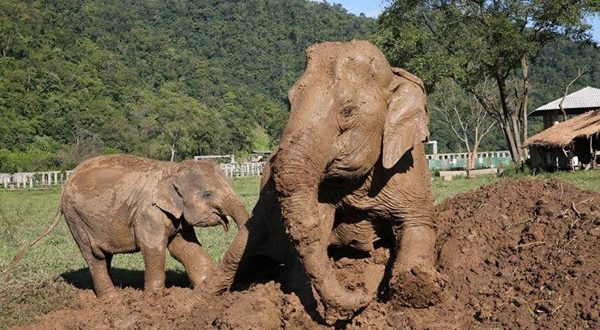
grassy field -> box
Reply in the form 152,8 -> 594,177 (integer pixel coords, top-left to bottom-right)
0,171 -> 599,327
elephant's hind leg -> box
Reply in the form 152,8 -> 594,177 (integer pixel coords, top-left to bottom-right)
85,254 -> 117,298
64,218 -> 116,298
168,227 -> 215,288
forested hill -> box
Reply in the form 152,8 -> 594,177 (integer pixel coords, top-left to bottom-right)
2,1 -> 599,172
0,0 -> 374,172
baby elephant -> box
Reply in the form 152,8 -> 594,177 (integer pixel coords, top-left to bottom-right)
13,154 -> 249,298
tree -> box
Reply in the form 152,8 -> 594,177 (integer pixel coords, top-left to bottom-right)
0,1 -> 41,58
430,79 -> 497,171
127,83 -> 221,161
375,0 -> 599,166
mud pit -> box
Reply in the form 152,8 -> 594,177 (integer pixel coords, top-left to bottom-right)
20,179 -> 600,329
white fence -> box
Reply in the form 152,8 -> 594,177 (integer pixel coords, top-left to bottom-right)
0,163 -> 266,190
426,150 -> 512,170
0,171 -> 74,189
425,150 -> 511,161
219,162 -> 265,177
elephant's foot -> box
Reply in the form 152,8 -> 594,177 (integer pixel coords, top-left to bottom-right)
389,265 -> 446,308
320,290 -> 371,326
201,272 -> 232,294
316,279 -> 374,324
179,290 -> 211,313
96,288 -> 120,301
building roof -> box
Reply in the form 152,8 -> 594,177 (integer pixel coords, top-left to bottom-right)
529,86 -> 600,116
524,110 -> 600,148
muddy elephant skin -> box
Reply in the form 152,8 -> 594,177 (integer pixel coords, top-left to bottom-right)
215,40 -> 444,323
57,154 -> 249,298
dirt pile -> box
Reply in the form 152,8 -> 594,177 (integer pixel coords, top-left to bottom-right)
430,178 -> 600,329
19,179 -> 600,329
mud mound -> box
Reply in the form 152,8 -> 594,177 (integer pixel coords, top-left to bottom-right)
349,179 -> 600,329
430,178 -> 600,329
19,178 -> 600,329
20,283 -> 321,330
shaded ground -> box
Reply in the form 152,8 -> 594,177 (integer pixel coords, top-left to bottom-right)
13,179 -> 600,329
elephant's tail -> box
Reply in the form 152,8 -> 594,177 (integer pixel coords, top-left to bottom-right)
3,205 -> 63,275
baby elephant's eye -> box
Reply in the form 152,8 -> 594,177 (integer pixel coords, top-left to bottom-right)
341,105 -> 357,117
201,191 -> 214,199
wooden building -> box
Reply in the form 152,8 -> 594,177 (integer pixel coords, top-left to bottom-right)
525,111 -> 600,171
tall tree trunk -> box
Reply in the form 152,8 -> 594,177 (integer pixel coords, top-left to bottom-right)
464,133 -> 472,173
521,57 -> 529,143
469,141 -> 480,172
496,73 -> 524,166
500,122 -> 519,164
510,112 -> 524,163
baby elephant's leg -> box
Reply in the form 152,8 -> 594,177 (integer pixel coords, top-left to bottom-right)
136,226 -> 168,291
84,253 -> 115,298
168,227 -> 216,287
65,220 -> 116,298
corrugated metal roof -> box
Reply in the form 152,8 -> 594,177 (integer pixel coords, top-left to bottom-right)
534,86 -> 600,112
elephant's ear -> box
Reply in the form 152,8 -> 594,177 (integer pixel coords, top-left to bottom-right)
382,67 -> 430,169
153,176 -> 183,219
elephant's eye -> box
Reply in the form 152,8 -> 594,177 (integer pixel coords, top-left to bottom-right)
341,105 -> 357,118
200,191 -> 214,200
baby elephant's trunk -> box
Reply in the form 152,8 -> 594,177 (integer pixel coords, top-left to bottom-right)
223,195 -> 250,230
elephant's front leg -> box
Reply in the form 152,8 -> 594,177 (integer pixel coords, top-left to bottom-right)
168,226 -> 215,287
386,147 -> 446,307
390,222 -> 445,307
136,224 -> 169,291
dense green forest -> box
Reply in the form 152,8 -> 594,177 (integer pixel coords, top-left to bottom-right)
0,0 -> 374,171
1,0 -> 598,172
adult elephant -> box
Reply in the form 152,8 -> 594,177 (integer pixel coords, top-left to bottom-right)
211,40 -> 444,322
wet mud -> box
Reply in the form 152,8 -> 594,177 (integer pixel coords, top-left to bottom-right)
19,179 -> 600,329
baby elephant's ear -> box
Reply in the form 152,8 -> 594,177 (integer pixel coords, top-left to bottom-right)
382,67 -> 430,169
153,176 -> 183,219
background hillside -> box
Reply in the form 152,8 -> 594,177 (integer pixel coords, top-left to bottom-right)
1,0 -> 598,172
0,0 -> 374,171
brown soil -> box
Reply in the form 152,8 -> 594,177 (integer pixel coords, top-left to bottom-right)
18,179 -> 600,329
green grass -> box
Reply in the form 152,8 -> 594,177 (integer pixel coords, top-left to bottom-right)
0,172 -> 598,328
432,175 -> 500,203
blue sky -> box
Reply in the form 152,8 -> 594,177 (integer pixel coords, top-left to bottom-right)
312,1 -> 600,43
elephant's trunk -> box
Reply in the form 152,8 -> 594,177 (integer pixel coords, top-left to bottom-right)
208,195 -> 251,291
272,134 -> 372,320
223,194 -> 250,230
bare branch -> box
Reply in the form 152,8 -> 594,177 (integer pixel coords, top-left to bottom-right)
559,66 -> 589,121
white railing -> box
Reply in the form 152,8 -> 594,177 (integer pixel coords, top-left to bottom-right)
0,162 -> 266,190
219,162 -> 265,177
425,150 -> 511,161
0,171 -> 74,189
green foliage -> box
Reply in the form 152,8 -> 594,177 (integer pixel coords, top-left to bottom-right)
0,0 -> 375,171
2,0 -> 598,169
375,0 -> 599,155
376,0 -> 596,89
